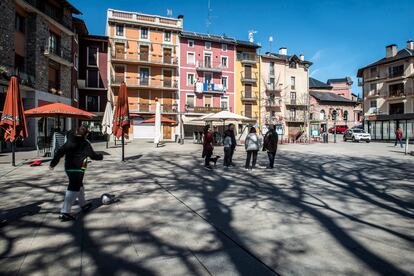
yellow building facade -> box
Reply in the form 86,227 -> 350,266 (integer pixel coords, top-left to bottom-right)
235,41 -> 261,128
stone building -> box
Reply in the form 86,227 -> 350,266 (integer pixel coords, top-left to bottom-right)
259,48 -> 312,138
308,77 -> 361,135
357,41 -> 414,141
0,0 -> 81,149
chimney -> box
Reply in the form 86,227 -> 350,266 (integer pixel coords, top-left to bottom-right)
299,54 -> 304,61
407,40 -> 414,50
279,47 -> 287,55
177,15 -> 184,27
386,44 -> 398,58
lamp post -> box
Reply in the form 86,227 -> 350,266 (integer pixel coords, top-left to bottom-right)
333,110 -> 337,143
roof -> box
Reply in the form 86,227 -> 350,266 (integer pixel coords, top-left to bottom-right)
309,77 -> 332,89
60,0 -> 82,15
180,31 -> 237,44
357,48 -> 414,77
80,35 -> 109,42
327,77 -> 353,85
261,52 -> 313,66
236,40 -> 261,49
310,91 -> 355,104
72,17 -> 88,36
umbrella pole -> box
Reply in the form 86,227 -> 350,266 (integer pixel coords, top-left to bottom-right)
106,134 -> 109,149
11,140 -> 15,166
121,133 -> 125,161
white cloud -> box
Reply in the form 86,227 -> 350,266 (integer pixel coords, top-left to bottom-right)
311,50 -> 323,62
310,69 -> 320,77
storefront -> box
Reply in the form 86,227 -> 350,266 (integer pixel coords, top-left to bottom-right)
365,114 -> 414,141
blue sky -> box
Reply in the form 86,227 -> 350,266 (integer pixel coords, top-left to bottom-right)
70,0 -> 414,96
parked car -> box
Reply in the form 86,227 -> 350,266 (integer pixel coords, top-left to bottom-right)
328,125 -> 348,134
343,129 -> 371,143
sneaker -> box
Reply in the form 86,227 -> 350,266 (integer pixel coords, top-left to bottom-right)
59,213 -> 76,221
244,167 -> 249,171
81,203 -> 93,213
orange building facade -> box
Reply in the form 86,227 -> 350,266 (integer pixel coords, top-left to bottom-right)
106,9 -> 183,140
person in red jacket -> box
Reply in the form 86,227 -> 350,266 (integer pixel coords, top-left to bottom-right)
202,125 -> 214,170
395,127 -> 403,148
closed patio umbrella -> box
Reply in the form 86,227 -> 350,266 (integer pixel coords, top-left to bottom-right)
0,76 -> 28,166
112,82 -> 130,161
102,101 -> 114,148
154,100 -> 161,146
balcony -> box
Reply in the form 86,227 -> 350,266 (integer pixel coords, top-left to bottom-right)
111,76 -> 178,90
43,44 -> 72,67
196,61 -> 224,73
107,9 -> 183,29
191,106 -> 226,113
284,98 -> 308,107
237,53 -> 258,65
129,102 -> 178,114
194,82 -> 226,94
111,52 -> 178,67
284,115 -> 306,123
264,100 -> 281,112
241,92 -> 258,102
241,72 -> 257,83
265,84 -> 282,95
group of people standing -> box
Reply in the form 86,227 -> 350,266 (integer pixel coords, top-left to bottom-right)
202,123 -> 279,170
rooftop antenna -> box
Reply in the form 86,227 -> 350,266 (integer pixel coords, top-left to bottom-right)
248,30 -> 257,43
206,0 -> 212,34
269,36 -> 274,53
167,9 -> 173,17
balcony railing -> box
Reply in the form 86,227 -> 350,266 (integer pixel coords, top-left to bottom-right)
44,44 -> 72,66
264,100 -> 281,111
112,52 -> 178,66
241,72 -> 257,83
194,82 -> 226,94
237,53 -> 258,64
111,77 -> 178,89
241,92 -> 258,101
192,106 -> 226,113
284,98 -> 308,106
265,84 -> 282,94
196,61 -> 224,72
129,103 -> 178,114
284,115 -> 306,122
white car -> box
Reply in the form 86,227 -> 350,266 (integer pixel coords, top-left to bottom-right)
343,129 -> 371,143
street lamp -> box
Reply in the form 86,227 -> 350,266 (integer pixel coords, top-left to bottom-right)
332,110 -> 337,143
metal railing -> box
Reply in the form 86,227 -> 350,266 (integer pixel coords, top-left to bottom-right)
241,72 -> 258,82
112,52 -> 178,66
196,61 -> 225,72
111,77 -> 178,89
241,92 -> 258,101
44,44 -> 72,63
265,84 -> 282,93
193,106 -> 227,113
237,53 -> 258,63
129,103 -> 178,113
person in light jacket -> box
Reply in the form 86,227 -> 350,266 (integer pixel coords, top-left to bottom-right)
223,132 -> 232,167
244,127 -> 261,170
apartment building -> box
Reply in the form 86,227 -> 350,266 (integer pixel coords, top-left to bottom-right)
106,9 -> 183,140
357,41 -> 414,140
235,40 -> 261,126
309,77 -> 360,135
179,32 -> 235,135
260,48 -> 312,137
73,18 -> 109,141
0,0 -> 81,149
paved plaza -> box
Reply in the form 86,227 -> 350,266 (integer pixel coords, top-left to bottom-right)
0,140 -> 413,275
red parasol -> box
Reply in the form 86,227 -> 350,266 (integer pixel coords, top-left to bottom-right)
141,116 -> 176,124
25,102 -> 96,119
112,82 -> 130,161
0,76 -> 28,166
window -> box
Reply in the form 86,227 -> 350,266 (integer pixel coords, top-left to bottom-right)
74,53 -> 78,69
15,13 -> 25,33
269,62 -> 275,75
388,65 -> 404,78
116,25 -> 124,36
290,76 -> 296,90
87,47 -> 98,67
290,92 -> 296,101
48,61 -> 60,91
141,27 -> 148,39
370,67 -> 377,78
370,83 -> 377,94
164,31 -> 172,42
73,86 -> 78,101
140,68 -> 150,85
87,69 -> 99,88
221,56 -> 228,68
222,44 -> 227,51
186,95 -> 195,108
86,95 -> 100,112
221,76 -> 228,89
204,73 -> 212,84
269,77 -> 275,87
220,96 -> 229,110
187,73 -> 195,86
204,95 -> 212,107
14,54 -> 25,73
290,108 -> 296,118
370,100 -> 377,108
204,53 -> 212,68
389,83 -> 404,96
188,40 -> 194,47
187,52 -> 195,64
320,110 -> 325,120
344,110 -> 349,121
48,32 -> 60,54
289,62 -> 297,68
205,42 -> 211,50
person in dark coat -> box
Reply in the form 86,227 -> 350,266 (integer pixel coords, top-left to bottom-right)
263,124 -> 278,169
50,126 -> 103,221
202,125 -> 214,169
223,123 -> 237,166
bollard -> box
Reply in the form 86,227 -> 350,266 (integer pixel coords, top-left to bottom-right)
405,138 -> 409,155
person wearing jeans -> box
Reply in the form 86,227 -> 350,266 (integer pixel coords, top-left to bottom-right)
245,127 -> 261,170
395,127 -> 403,148
223,134 -> 232,167
224,124 -> 237,166
202,125 -> 214,169
263,124 -> 278,169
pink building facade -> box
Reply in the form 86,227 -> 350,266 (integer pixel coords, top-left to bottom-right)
179,32 -> 235,121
